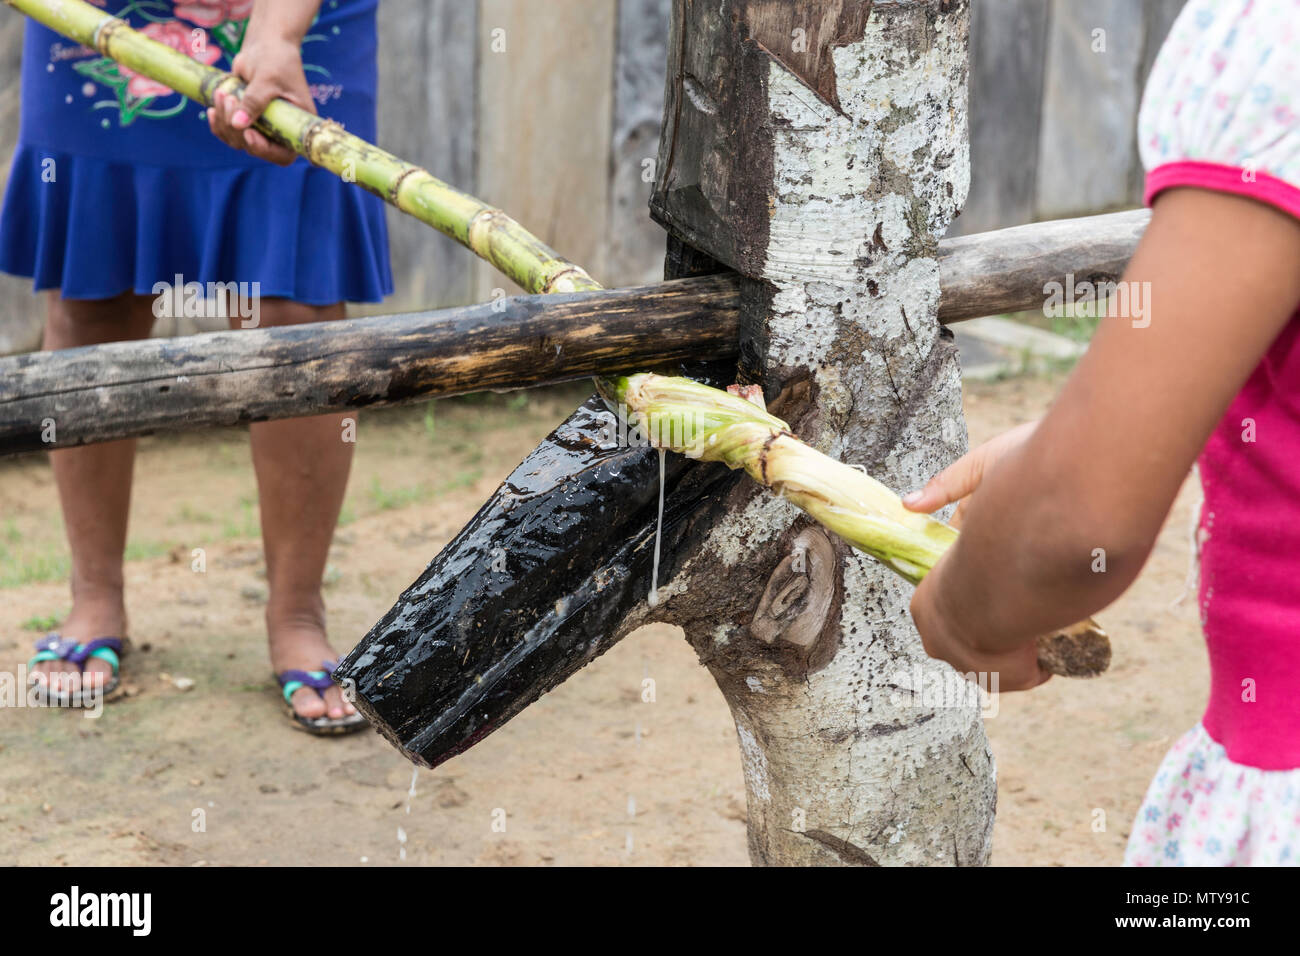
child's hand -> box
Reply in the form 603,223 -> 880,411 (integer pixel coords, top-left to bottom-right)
207,37 -> 315,166
904,421 -> 1049,690
902,420 -> 1036,527
910,555 -> 1051,691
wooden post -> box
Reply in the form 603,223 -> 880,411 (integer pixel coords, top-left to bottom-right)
636,0 -> 996,865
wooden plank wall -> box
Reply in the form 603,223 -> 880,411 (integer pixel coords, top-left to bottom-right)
954,0 -> 1187,236
472,0 -> 616,302
607,0 -> 673,289
366,0 -> 480,315
0,0 -> 1190,353
0,13 -> 34,355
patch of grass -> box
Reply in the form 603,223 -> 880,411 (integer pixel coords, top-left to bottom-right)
124,539 -> 172,562
984,343 -> 1080,383
208,441 -> 246,468
219,498 -> 260,540
437,468 -> 482,495
344,467 -> 483,524
1044,311 -> 1103,343
357,571 -> 385,597
367,477 -> 431,512
169,503 -> 216,526
0,548 -> 69,588
1008,301 -> 1107,344
20,610 -> 66,632
0,537 -> 175,589
445,437 -> 484,465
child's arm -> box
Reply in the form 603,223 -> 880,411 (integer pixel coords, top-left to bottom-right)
908,188 -> 1300,689
207,0 -> 323,165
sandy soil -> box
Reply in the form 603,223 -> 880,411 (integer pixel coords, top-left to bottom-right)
0,375 -> 1206,866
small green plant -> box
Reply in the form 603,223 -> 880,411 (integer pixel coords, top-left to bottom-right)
20,611 -> 66,632
432,469 -> 482,497
124,539 -> 171,561
0,550 -> 69,589
170,503 -> 216,526
220,498 -> 260,540
423,401 -> 437,441
368,477 -> 430,511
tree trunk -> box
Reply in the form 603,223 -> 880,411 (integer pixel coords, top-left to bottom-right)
641,0 -> 996,866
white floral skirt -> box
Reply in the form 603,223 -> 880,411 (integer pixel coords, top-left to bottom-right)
1125,723 -> 1300,866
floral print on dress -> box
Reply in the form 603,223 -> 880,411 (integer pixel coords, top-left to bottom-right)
58,1 -> 335,126
117,21 -> 221,104
1125,724 -> 1300,866
1137,0 -> 1300,189
173,0 -> 254,28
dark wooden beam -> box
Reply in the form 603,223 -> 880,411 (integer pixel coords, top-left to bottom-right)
0,275 -> 740,456
0,209 -> 1150,455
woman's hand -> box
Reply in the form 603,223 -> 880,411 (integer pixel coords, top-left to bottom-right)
904,421 -> 1050,691
901,420 -> 1037,528
207,30 -> 315,165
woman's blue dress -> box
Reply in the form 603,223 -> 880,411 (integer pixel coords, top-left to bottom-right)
0,0 -> 392,304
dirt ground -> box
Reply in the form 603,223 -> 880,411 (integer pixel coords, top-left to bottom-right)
0,374 -> 1206,866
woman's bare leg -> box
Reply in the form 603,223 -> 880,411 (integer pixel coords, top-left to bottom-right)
33,291 -> 156,693
240,298 -> 356,721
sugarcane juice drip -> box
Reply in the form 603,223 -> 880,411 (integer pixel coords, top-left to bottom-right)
648,448 -> 665,608
398,766 -> 417,861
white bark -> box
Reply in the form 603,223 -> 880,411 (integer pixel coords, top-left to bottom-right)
653,0 -> 996,866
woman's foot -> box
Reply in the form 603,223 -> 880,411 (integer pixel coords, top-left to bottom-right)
29,594 -> 126,696
267,603 -> 357,722
39,294 -> 155,700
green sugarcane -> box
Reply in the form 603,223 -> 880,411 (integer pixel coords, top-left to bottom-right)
597,373 -> 958,585
7,0 -> 599,297
598,373 -> 1110,675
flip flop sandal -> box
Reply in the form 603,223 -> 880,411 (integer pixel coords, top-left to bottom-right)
28,634 -> 125,707
276,659 -> 367,735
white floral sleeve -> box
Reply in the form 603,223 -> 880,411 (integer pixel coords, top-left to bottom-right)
1137,0 -> 1300,215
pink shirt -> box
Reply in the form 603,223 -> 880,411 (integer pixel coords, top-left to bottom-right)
1194,271 -> 1300,770
1139,1 -> 1300,770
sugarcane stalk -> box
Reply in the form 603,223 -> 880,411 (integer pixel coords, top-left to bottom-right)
6,0 -> 599,296
597,373 -> 1111,674
595,373 -> 952,583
